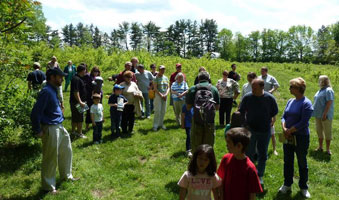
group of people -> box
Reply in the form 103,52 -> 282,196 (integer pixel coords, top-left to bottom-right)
28,56 -> 334,199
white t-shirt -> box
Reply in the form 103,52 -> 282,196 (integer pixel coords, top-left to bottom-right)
90,103 -> 103,122
178,171 -> 222,200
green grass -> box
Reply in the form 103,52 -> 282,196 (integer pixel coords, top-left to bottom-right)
0,59 -> 339,199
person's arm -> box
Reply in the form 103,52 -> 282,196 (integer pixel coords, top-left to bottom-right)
31,89 -> 49,137
249,193 -> 256,200
181,112 -> 185,129
233,82 -> 240,100
74,92 -> 85,107
271,116 -> 276,127
288,101 -> 313,135
322,100 -> 333,120
179,187 -> 187,200
28,81 -> 32,90
269,77 -> 279,94
91,113 -> 96,127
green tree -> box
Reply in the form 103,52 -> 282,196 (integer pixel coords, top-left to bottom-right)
93,26 -> 102,48
248,31 -> 261,61
118,21 -> 130,50
200,19 -> 218,54
234,32 -> 250,62
143,21 -> 160,52
287,25 -> 314,62
217,28 -> 235,61
130,22 -> 143,50
187,20 -> 201,58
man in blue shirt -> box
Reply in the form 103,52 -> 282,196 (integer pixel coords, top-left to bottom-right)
239,78 -> 278,186
31,68 -> 77,194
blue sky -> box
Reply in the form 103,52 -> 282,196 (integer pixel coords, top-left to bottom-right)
40,0 -> 339,35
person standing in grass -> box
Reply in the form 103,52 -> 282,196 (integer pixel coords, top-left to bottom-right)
135,64 -> 154,119
181,104 -> 193,158
241,72 -> 257,100
194,66 -> 211,85
153,65 -> 169,131
27,62 -> 46,97
108,85 -> 128,138
46,56 -> 60,71
217,128 -> 263,200
313,75 -> 334,155
170,63 -> 186,107
31,67 -> 77,194
149,64 -> 158,113
90,93 -> 104,144
130,57 -> 139,73
279,77 -> 313,198
171,72 -> 189,126
63,60 -> 76,92
112,62 -> 137,84
178,144 -> 222,200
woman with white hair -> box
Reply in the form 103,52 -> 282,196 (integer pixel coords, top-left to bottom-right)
313,75 -> 334,155
171,72 -> 189,126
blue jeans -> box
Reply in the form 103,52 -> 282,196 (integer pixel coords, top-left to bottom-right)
246,130 -> 271,177
93,121 -> 103,142
110,110 -> 122,136
185,127 -> 191,151
283,134 -> 309,189
141,93 -> 150,117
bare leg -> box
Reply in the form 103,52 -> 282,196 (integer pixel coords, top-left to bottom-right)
71,122 -> 76,133
77,123 -> 83,134
272,135 -> 278,155
317,138 -> 324,150
326,140 -> 331,154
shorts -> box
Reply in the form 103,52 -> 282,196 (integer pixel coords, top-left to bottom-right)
71,103 -> 84,123
315,118 -> 332,140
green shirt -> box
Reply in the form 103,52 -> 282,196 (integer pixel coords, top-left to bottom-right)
154,75 -> 169,93
186,81 -> 220,105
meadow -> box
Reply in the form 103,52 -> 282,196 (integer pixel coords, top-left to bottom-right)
0,51 -> 339,199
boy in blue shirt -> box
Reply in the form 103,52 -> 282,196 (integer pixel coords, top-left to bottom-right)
181,104 -> 193,157
108,85 -> 128,138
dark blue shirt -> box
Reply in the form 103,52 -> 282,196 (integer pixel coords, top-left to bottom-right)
282,97 -> 313,135
108,94 -> 128,112
27,70 -> 46,87
182,104 -> 193,128
239,92 -> 278,132
31,83 -> 64,133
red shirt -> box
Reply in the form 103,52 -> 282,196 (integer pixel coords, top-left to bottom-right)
217,153 -> 262,200
116,70 -> 137,84
170,71 -> 186,86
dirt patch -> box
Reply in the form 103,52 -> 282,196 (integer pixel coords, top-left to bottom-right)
139,156 -> 147,165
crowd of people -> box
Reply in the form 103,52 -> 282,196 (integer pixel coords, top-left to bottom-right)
28,56 -> 335,199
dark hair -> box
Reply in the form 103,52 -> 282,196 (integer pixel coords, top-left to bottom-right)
188,144 -> 217,176
227,128 -> 251,153
198,71 -> 210,81
247,72 -> 257,79
90,66 -> 101,76
77,64 -> 86,73
231,64 -> 236,68
150,64 -> 156,69
230,111 -> 245,128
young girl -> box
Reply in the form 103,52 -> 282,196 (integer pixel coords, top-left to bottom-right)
178,144 -> 222,200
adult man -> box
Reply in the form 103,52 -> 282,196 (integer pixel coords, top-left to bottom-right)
46,56 -> 60,71
63,60 -> 76,92
228,63 -> 241,82
186,71 -> 220,153
239,78 -> 278,185
135,64 -> 154,118
31,68 -> 76,194
70,64 -> 87,138
170,63 -> 186,106
110,62 -> 137,84
131,57 -> 139,73
27,62 -> 46,96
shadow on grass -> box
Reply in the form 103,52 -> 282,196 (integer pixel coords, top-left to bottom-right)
309,150 -> 331,162
171,150 -> 186,159
0,143 -> 41,174
163,118 -> 176,124
273,191 -> 308,200
256,187 -> 268,198
165,181 -> 180,194
138,128 -> 154,135
2,190 -> 48,200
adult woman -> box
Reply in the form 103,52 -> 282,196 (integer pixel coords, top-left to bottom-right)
153,65 -> 169,131
120,71 -> 143,134
194,66 -> 211,85
149,64 -> 158,112
241,72 -> 257,100
279,77 -> 313,198
171,73 -> 189,126
313,75 -> 334,155
216,70 -> 240,126
63,60 -> 76,92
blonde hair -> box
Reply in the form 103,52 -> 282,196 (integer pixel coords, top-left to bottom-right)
175,72 -> 184,81
290,77 -> 306,94
319,75 -> 331,88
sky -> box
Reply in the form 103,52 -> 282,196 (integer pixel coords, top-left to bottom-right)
40,0 -> 339,35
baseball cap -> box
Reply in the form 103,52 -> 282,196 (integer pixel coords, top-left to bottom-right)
46,67 -> 66,78
159,65 -> 165,69
33,62 -> 41,67
176,63 -> 182,68
92,93 -> 101,99
138,64 -> 145,69
114,84 -> 125,90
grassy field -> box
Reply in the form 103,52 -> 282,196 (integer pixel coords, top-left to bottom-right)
0,58 -> 339,200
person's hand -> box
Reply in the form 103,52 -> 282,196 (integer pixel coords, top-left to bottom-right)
80,102 -> 86,107
322,113 -> 327,121
36,131 -> 43,138
92,122 -> 96,127
108,77 -> 113,81
113,103 -> 118,107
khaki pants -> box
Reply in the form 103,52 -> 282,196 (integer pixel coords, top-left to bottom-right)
153,93 -> 167,128
315,118 -> 332,140
190,121 -> 215,153
41,124 -> 73,191
173,100 -> 185,126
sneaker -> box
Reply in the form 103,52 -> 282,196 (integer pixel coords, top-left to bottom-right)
153,127 -> 158,131
161,125 -> 167,130
259,177 -> 264,185
273,150 -> 278,156
146,116 -> 151,119
278,185 -> 291,194
301,189 -> 311,198
141,115 -> 146,119
187,150 -> 193,158
78,133 -> 87,139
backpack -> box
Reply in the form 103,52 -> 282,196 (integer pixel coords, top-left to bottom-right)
193,84 -> 216,124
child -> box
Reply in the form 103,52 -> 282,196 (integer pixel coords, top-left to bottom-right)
181,104 -> 193,158
217,128 -> 263,200
224,111 -> 245,136
90,93 -> 104,144
108,84 -> 128,138
178,144 -> 222,200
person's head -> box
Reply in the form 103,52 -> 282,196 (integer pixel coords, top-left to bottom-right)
137,64 -> 145,73
51,56 -> 57,62
261,67 -> 268,76
318,75 -> 331,88
77,64 -> 87,77
222,70 -> 229,80
175,72 -> 184,83
150,64 -> 156,71
226,128 -> 251,154
33,62 -> 41,70
80,62 -> 88,72
188,144 -> 217,176
90,66 -> 101,77
131,57 -> 138,67
158,65 -> 165,75
46,67 -> 65,87
113,84 -> 124,95
92,93 -> 101,104
198,66 -> 206,73
123,70 -> 133,83
230,111 -> 245,129
247,72 -> 257,83
176,63 -> 182,72
198,71 -> 210,82
251,78 -> 265,96
125,62 -> 132,71
67,60 -> 72,66
231,64 -> 237,71
289,77 -> 306,96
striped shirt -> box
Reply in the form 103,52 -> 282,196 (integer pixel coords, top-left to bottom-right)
171,81 -> 189,101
